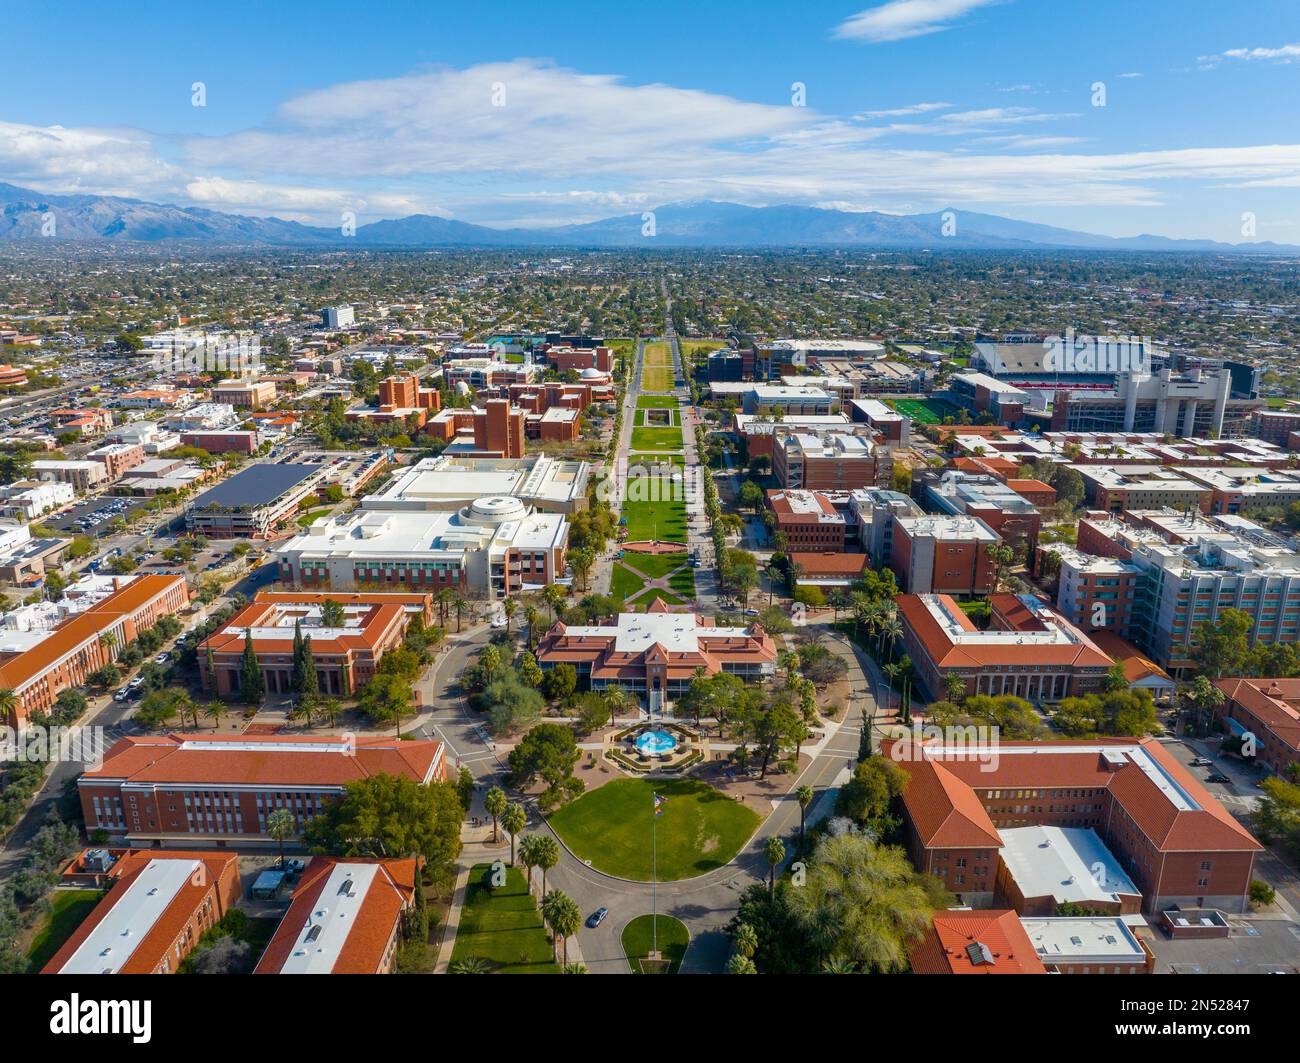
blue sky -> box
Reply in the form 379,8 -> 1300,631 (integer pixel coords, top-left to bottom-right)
2,0 -> 1298,239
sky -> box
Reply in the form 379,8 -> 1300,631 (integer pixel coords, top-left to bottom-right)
1,0 -> 1299,240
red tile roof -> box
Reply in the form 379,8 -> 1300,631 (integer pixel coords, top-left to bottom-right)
908,909 -> 1047,975
1213,678 -> 1300,755
255,857 -> 415,974
83,733 -> 444,788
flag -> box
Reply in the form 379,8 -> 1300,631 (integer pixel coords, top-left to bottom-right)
654,793 -> 667,818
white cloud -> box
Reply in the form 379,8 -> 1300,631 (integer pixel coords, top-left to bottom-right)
854,101 -> 952,119
1222,43 -> 1300,62
835,0 -> 1005,43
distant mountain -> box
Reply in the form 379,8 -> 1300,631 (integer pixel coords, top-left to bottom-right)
0,183 -> 1294,253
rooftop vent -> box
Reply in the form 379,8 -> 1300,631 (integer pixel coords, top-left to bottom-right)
965,941 -> 995,966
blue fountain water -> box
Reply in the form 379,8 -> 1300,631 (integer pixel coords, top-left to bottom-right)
635,729 -> 678,756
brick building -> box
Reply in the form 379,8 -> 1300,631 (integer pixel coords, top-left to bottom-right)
0,574 -> 189,727
79,733 -> 448,848
886,735 -> 1261,914
891,515 -> 1000,596
425,399 -> 526,458
766,489 -> 848,551
42,852 -> 240,974
772,429 -> 893,491
897,592 -> 1113,703
197,591 -> 432,698
1212,678 -> 1300,778
255,857 -> 416,974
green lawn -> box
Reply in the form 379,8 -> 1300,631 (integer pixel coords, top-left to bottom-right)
636,408 -> 678,427
451,864 -> 559,974
26,889 -> 102,972
629,453 -> 684,467
621,495 -> 687,542
630,425 -> 683,451
637,394 -> 680,409
548,778 -> 761,881
296,507 -> 333,527
610,563 -> 648,601
641,365 -> 674,392
622,914 -> 690,973
622,551 -> 689,580
643,342 -> 673,366
886,397 -> 961,425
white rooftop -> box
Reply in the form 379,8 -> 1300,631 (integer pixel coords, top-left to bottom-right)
58,858 -> 200,974
1021,916 -> 1148,964
999,826 -> 1140,906
564,612 -> 751,655
279,862 -> 381,974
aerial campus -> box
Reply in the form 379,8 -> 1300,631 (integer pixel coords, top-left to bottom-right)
0,2 -> 1299,997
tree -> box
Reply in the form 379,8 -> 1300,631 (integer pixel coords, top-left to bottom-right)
519,651 -> 543,688
265,808 -> 296,870
726,954 -> 757,974
569,548 -> 595,592
518,834 -> 544,891
202,700 -> 226,730
483,786 -> 507,844
541,889 -> 582,965
239,630 -> 264,704
732,922 -> 759,959
785,832 -> 948,973
304,774 -> 464,885
474,667 -> 544,736
531,834 -> 560,896
507,723 -> 582,808
603,686 -> 630,728
357,672 -> 414,735
503,597 -> 518,633
320,599 -> 346,628
796,784 -> 815,848
764,836 -> 786,897
1181,675 -> 1227,736
943,672 -> 967,704
836,755 -> 909,832
1192,608 -> 1253,679
738,479 -> 764,513
543,663 -> 577,702
502,802 -> 526,865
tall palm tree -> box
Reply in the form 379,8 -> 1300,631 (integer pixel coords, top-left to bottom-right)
533,835 -> 560,896
202,700 -> 225,730
0,689 -> 17,721
452,597 -> 467,633
880,614 -> 903,661
483,786 -> 507,844
501,802 -> 526,865
765,563 -> 781,607
518,834 -> 543,891
542,889 -> 581,966
502,597 -> 518,634
732,922 -> 758,959
796,785 -> 814,848
764,836 -> 786,898
603,687 -> 629,728
264,808 -> 296,870
726,954 -> 757,974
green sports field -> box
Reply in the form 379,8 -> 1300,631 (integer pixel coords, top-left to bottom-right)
548,778 -> 760,880
887,397 -> 961,424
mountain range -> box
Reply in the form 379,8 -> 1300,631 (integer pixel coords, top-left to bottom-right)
0,183 -> 1294,253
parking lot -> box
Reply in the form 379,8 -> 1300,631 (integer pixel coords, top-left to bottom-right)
49,495 -> 153,536
1144,917 -> 1300,974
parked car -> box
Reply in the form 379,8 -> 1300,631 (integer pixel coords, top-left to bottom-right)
586,906 -> 609,929
114,688 -> 130,702
1190,757 -> 1212,767
154,652 -> 171,665
1206,772 -> 1232,784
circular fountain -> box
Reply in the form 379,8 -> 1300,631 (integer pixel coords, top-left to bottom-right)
634,729 -> 679,757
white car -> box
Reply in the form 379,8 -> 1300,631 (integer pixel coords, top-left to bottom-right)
490,615 -> 508,629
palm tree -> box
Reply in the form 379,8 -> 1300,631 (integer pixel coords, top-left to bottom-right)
483,786 -> 507,843
524,605 -> 542,650
732,922 -> 758,959
796,785 -> 814,848
533,835 -> 560,896
764,835 -> 786,897
202,700 -> 225,730
264,808 -> 296,870
880,614 -> 903,661
0,689 -> 17,721
943,672 -> 967,704
542,889 -> 581,965
822,956 -> 859,974
502,597 -> 518,634
883,662 -> 902,718
502,802 -> 526,865
603,686 -> 629,728
765,563 -> 781,607
450,955 -> 491,974
452,596 -> 467,633
518,834 -> 543,891
561,962 -> 589,974
726,954 -> 757,974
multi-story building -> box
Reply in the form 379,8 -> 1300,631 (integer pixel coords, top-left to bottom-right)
948,371 -> 1030,426
922,471 -> 1045,555
184,462 -> 326,538
79,733 -> 448,847
31,459 -> 108,493
772,430 -> 893,492
1180,466 -> 1300,516
732,414 -> 851,461
1045,544 -> 1142,637
117,389 -> 192,410
886,735 -> 1262,913
1253,409 -> 1300,448
277,499 -> 569,600
907,909 -> 1048,975
1067,511 -> 1300,672
363,453 -> 590,514
766,489 -> 848,551
211,378 -> 277,409
1072,465 -> 1212,514
255,857 -> 416,974
891,515 -> 1000,596
546,345 -> 613,374
0,574 -> 189,727
198,591 -> 433,698
88,441 -> 146,482
51,407 -> 114,436
742,384 -> 835,417
0,479 -> 74,519
754,338 -> 884,379
180,429 -> 258,454
1049,368 -> 1260,438
320,305 -> 355,329
41,852 -> 241,975
848,488 -> 923,566
535,598 -> 777,705
346,372 -> 442,427
846,398 -> 910,446
425,399 -> 526,458
898,592 -> 1113,703
1212,678 -> 1300,778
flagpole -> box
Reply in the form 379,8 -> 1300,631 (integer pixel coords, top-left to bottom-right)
652,792 -> 658,957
